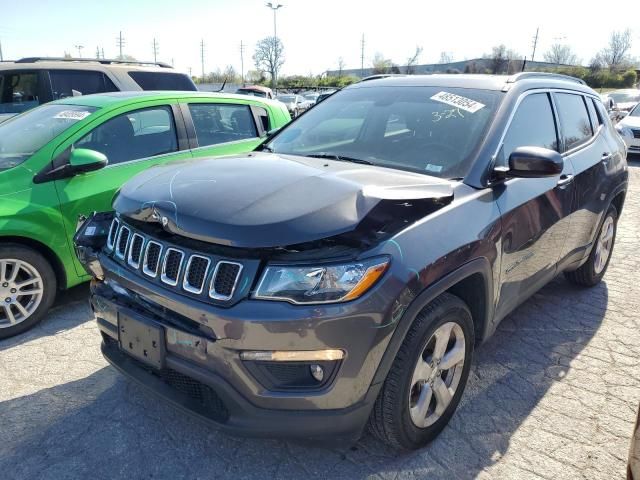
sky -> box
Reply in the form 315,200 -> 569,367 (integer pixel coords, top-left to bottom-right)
1,0 -> 639,77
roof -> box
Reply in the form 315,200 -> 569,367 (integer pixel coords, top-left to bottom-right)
346,73 -> 595,95
0,60 -> 176,73
49,90 -> 283,109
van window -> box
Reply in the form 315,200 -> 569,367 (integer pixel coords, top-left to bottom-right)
554,93 -> 593,151
128,71 -> 197,91
0,72 -> 40,114
49,70 -> 118,99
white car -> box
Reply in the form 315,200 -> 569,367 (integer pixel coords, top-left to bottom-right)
607,89 -> 640,113
616,103 -> 640,155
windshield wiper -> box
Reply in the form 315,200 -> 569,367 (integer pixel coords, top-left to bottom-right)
305,153 -> 373,165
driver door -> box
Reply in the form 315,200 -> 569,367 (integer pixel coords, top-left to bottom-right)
494,92 -> 575,319
52,101 -> 192,277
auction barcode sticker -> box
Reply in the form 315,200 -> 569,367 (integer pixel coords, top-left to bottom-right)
54,110 -> 91,121
430,91 -> 485,113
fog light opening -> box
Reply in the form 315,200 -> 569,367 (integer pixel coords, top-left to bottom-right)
310,364 -> 324,382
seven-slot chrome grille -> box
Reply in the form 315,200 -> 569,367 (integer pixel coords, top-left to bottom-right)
106,218 -> 243,301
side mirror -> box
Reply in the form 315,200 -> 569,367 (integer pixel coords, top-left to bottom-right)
507,146 -> 563,178
69,148 -> 108,174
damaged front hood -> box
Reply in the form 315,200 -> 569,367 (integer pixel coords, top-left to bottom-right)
113,153 -> 454,248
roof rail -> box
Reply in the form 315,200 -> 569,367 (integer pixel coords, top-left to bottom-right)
359,74 -> 408,82
13,57 -> 173,68
506,72 -> 586,85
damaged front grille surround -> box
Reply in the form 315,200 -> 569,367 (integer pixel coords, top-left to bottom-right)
106,218 -> 243,302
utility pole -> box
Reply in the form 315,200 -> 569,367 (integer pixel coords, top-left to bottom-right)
101,47 -> 105,59
200,39 -> 205,81
360,33 -> 365,78
74,45 -> 84,58
152,38 -> 159,63
188,67 -> 192,78
116,31 -> 125,59
240,40 -> 245,86
0,40 -> 3,62
531,27 -> 539,62
95,46 -> 100,59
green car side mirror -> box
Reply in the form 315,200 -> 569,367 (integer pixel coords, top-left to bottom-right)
69,148 -> 108,174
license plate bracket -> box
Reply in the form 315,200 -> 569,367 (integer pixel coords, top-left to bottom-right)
118,312 -> 165,369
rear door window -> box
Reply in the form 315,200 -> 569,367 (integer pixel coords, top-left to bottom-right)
554,93 -> 593,151
75,106 -> 178,165
188,103 -> 258,147
502,93 -> 559,159
128,71 -> 197,91
49,70 -> 118,99
0,71 -> 41,114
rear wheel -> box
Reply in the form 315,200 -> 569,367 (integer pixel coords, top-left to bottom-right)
368,292 -> 474,449
564,205 -> 618,287
0,245 -> 57,339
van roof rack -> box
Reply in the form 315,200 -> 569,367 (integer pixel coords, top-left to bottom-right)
506,72 -> 586,85
13,57 -> 173,68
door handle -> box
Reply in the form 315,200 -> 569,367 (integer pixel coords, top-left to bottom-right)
601,152 -> 613,161
557,174 -> 574,186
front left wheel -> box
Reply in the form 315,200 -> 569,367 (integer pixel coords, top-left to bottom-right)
368,292 -> 474,449
0,245 -> 57,339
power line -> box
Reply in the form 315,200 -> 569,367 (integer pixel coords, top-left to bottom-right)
531,27 -> 539,62
360,33 -> 365,78
152,38 -> 159,63
116,31 -> 125,59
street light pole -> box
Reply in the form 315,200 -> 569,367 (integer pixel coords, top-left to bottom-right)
266,2 -> 283,92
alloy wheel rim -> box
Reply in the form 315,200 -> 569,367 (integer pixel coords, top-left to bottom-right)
408,321 -> 466,428
594,216 -> 615,275
0,259 -> 44,328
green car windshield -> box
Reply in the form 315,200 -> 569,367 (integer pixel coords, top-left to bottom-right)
0,104 -> 97,171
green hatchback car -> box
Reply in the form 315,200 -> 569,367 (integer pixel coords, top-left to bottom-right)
0,91 -> 290,338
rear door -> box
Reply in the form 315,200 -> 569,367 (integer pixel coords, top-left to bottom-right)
552,92 -> 613,266
494,91 -> 575,319
52,101 -> 192,276
180,99 -> 267,158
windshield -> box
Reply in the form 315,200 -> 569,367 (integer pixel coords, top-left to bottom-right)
630,103 -> 640,117
278,95 -> 296,103
609,92 -> 640,103
0,104 -> 97,171
266,86 -> 502,179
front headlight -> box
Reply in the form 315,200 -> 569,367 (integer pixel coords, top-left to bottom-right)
254,257 -> 390,304
616,125 -> 633,138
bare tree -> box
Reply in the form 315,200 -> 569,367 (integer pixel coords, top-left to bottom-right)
406,46 -> 423,74
438,51 -> 453,64
598,29 -> 633,68
337,57 -> 345,77
371,52 -> 392,74
485,45 -> 519,74
253,36 -> 285,89
543,44 -> 578,65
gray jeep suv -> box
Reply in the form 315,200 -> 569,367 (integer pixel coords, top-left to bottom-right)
76,73 -> 628,449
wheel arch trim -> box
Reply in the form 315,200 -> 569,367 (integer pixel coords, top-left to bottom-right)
370,257 -> 494,386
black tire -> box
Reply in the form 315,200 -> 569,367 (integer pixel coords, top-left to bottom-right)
368,292 -> 474,449
564,204 -> 618,287
0,244 -> 57,339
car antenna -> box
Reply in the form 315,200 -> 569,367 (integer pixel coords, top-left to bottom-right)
217,77 -> 227,92
521,57 -> 527,72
